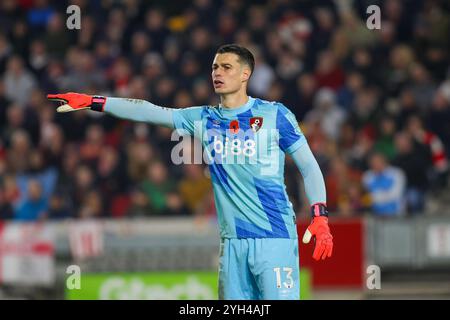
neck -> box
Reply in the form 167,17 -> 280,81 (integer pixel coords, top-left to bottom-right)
219,89 -> 249,108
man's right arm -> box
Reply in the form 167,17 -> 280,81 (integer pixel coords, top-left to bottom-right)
47,92 -> 203,135
104,97 -> 174,128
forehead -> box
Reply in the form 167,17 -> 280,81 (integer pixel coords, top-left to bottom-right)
212,52 -> 240,65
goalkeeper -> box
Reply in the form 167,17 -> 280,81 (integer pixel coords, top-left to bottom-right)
48,44 -> 333,300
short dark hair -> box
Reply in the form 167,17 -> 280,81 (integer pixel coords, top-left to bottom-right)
216,44 -> 255,75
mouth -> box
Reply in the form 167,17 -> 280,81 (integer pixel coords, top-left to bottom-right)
213,79 -> 224,88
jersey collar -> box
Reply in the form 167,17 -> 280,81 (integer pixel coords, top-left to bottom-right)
218,96 -> 255,116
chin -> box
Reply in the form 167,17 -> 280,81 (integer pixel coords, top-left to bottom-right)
215,88 -> 237,95
214,88 -> 227,94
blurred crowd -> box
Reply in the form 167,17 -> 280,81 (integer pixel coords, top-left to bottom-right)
0,0 -> 449,221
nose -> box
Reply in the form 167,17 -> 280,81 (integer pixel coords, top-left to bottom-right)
212,69 -> 222,78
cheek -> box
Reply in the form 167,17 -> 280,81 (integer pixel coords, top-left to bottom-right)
230,72 -> 242,84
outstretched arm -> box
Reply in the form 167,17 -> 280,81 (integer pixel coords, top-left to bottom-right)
47,92 -> 174,128
290,142 -> 333,261
104,97 -> 174,128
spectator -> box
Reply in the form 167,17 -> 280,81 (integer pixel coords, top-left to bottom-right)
337,71 -> 365,113
48,191 -> 74,220
127,140 -> 155,183
337,181 -> 370,217
97,146 -> 128,197
338,9 -> 377,49
127,187 -> 153,218
408,63 -> 436,112
373,116 -> 397,161
78,190 -> 104,219
392,132 -> 429,213
43,13 -> 71,59
10,20 -> 31,60
144,8 -> 170,52
405,114 -> 449,191
248,47 -> 275,98
0,177 -> 14,219
2,173 -> 21,211
29,39 -> 49,76
110,57 -> 133,97
428,82 -> 450,152
129,31 -> 151,73
396,88 -> 421,130
304,87 -> 346,141
77,15 -> 97,50
6,129 -> 32,174
309,7 -> 336,55
79,124 -> 105,164
385,44 -> 416,96
291,73 -> 316,121
27,0 -> 54,30
178,164 -> 212,215
71,164 -> 97,213
141,161 -> 179,215
349,129 -> 374,172
314,50 -> 345,91
41,123 -> 64,169
14,179 -> 48,221
2,104 -> 26,143
16,148 -> 58,207
363,152 -> 406,216
347,87 -> 381,136
3,55 -> 37,106
325,156 -> 363,214
349,48 -> 379,86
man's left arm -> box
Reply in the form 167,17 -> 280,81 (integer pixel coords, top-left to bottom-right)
290,143 -> 333,261
276,103 -> 333,261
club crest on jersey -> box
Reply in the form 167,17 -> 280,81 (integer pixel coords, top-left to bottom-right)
250,117 -> 263,132
229,120 -> 239,134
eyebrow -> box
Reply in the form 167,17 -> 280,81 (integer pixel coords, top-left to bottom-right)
212,63 -> 233,67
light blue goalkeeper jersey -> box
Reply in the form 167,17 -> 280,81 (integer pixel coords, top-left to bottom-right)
172,97 -> 306,239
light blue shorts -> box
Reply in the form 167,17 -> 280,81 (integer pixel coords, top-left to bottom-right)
218,238 -> 300,300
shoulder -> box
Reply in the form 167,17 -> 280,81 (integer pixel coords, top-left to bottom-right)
252,98 -> 293,115
174,105 -> 212,117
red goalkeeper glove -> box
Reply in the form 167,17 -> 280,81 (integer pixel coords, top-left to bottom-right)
47,92 -> 106,113
302,203 -> 333,261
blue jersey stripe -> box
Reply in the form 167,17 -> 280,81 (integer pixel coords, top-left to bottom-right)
235,218 -> 269,238
206,115 -> 233,193
209,163 -> 233,194
253,178 -> 290,238
276,106 -> 302,153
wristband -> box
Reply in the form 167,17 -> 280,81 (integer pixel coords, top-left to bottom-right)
91,96 -> 107,112
311,203 -> 328,218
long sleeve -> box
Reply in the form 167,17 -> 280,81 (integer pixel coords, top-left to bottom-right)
290,142 -> 327,206
103,97 -> 175,128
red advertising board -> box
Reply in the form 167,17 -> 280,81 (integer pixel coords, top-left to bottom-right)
297,218 -> 364,289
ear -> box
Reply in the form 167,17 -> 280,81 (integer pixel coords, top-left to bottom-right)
241,66 -> 251,82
